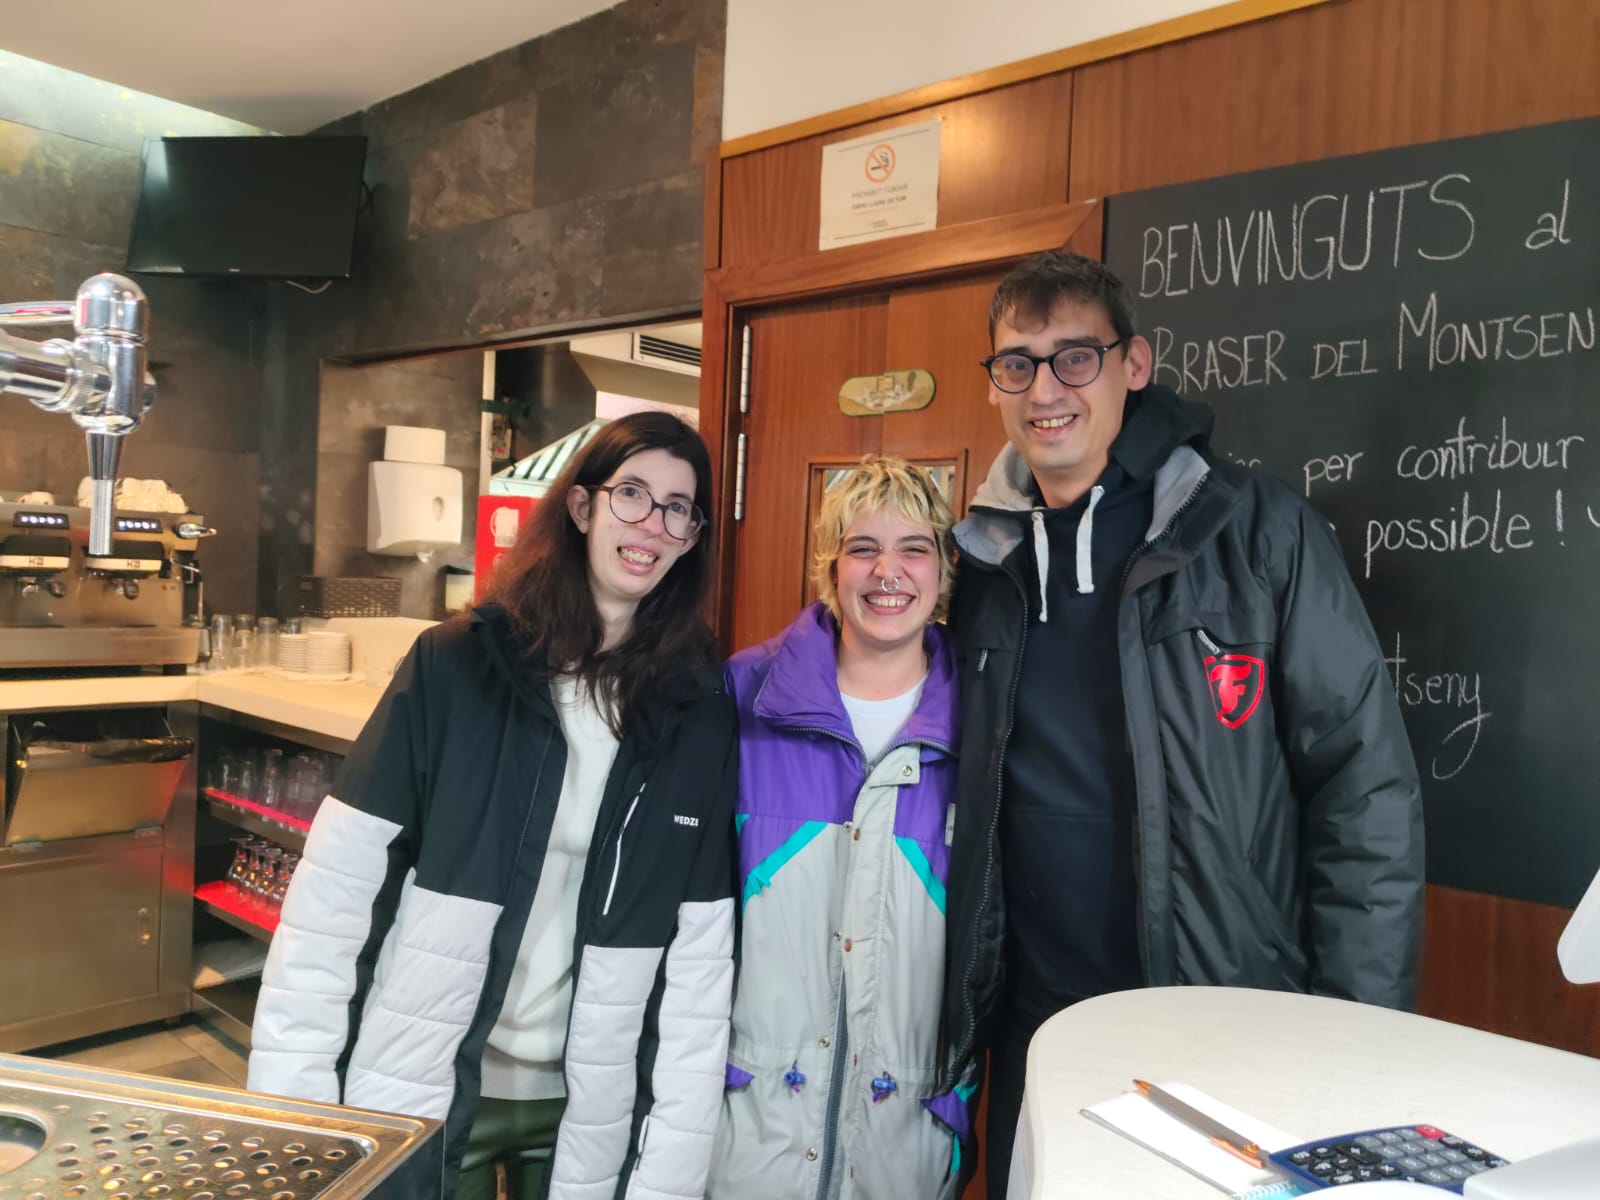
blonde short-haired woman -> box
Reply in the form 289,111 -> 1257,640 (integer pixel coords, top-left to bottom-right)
709,456 -> 980,1199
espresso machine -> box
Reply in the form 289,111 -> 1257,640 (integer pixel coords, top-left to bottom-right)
0,495 -> 206,670
0,274 -> 209,671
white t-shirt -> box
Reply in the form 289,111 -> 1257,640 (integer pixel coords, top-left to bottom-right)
840,677 -> 924,765
480,675 -> 619,1100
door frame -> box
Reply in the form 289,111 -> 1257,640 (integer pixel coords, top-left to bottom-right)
698,197 -> 1098,643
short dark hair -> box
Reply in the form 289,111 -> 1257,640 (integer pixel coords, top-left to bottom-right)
988,250 -> 1137,345
490,410 -> 719,738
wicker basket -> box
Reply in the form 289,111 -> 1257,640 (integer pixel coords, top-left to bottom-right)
296,575 -> 402,618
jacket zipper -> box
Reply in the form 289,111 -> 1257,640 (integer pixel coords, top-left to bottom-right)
1195,627 -> 1222,657
1114,469 -> 1211,988
602,781 -> 646,917
947,571 -> 1027,1089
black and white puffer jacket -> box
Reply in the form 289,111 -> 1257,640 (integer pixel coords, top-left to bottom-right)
248,605 -> 740,1198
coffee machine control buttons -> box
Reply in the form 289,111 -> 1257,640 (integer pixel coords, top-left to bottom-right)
12,511 -> 69,529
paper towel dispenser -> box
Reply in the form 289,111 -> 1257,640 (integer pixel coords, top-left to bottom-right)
367,425 -> 463,561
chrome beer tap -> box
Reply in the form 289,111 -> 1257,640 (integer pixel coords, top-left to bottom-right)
0,274 -> 155,555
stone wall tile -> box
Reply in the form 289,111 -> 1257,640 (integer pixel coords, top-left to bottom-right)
528,0 -> 721,90
312,450 -> 371,552
365,44 -> 533,146
601,169 -> 703,260
407,95 -> 538,238
601,242 -> 703,318
691,42 -> 725,165
0,118 -> 139,246
531,42 -> 696,209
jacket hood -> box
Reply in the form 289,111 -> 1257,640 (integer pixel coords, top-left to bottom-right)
954,385 -> 1215,575
746,602 -> 959,752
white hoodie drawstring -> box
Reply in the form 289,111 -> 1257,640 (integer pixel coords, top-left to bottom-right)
1032,483 -> 1106,616
1031,510 -> 1050,622
1075,485 -> 1105,595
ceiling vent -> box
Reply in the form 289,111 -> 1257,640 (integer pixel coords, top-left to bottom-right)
633,333 -> 700,374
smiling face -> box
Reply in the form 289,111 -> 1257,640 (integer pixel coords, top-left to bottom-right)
831,506 -> 941,661
567,447 -> 699,639
989,296 -> 1152,508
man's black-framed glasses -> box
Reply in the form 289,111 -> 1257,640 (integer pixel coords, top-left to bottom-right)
980,339 -> 1126,393
589,483 -> 705,540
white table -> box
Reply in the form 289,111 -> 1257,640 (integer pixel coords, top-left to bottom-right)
1010,987 -> 1600,1198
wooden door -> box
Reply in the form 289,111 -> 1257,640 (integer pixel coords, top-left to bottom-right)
729,269 -> 1008,653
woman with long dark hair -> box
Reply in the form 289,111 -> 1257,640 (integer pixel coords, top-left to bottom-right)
250,411 -> 739,1200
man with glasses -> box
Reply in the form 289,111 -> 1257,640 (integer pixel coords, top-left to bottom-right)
940,250 -> 1424,1194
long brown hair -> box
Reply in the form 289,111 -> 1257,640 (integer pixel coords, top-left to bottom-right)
490,411 -> 720,737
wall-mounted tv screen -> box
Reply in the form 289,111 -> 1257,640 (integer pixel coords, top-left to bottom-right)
125,135 -> 367,279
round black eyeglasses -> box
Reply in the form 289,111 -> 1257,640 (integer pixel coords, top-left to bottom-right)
588,483 -> 705,540
980,339 -> 1126,393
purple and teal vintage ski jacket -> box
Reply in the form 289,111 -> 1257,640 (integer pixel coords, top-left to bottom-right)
708,603 -> 978,1200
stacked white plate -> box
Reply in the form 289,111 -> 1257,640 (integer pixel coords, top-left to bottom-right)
277,633 -> 309,672
305,630 -> 353,678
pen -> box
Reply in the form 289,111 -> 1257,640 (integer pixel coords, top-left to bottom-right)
1132,1079 -> 1265,1169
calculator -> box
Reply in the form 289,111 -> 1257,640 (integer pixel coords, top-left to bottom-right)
1265,1125 -> 1511,1191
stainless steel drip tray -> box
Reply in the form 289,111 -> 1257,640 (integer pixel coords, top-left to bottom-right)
0,1054 -> 440,1199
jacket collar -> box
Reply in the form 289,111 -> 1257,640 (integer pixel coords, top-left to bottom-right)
955,384 -> 1217,569
470,603 -> 557,716
469,603 -> 723,740
753,602 -> 959,750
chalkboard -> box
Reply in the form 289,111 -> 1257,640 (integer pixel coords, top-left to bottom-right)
1103,117 -> 1600,909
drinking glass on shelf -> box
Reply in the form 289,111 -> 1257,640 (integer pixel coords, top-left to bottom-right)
270,851 -> 299,910
291,753 -> 327,823
255,617 -> 280,669
260,748 -> 285,810
208,615 -> 235,670
235,748 -> 262,806
226,836 -> 252,886
231,838 -> 265,906
232,628 -> 256,673
257,847 -> 285,909
215,748 -> 239,797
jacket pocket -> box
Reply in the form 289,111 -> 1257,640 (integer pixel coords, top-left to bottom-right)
1143,606 -> 1275,650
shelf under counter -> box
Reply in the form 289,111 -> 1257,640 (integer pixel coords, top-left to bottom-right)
194,880 -> 279,942
190,979 -> 256,1046
201,788 -> 309,850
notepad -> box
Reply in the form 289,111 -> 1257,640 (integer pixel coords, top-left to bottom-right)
1081,1081 -> 1305,1196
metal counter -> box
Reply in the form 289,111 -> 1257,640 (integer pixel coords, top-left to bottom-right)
0,1052 -> 441,1197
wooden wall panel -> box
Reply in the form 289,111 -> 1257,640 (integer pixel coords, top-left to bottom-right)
1421,885 -> 1600,1056
1068,0 -> 1600,201
719,73 -> 1073,269
708,0 -> 1600,1066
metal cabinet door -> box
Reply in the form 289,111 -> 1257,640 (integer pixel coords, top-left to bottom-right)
0,834 -> 162,1032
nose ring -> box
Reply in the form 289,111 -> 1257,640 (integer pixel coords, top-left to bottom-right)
879,575 -> 900,594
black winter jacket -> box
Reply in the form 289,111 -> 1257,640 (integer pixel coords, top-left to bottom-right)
938,387 -> 1425,1089
249,605 -> 740,1199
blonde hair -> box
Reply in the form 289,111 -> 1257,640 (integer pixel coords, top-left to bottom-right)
811,456 -> 957,621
